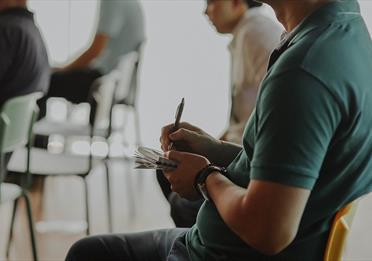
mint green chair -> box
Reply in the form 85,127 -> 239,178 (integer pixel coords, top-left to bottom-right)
0,92 -> 42,261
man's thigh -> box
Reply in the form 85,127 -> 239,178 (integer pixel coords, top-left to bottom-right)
49,68 -> 102,103
66,228 -> 189,261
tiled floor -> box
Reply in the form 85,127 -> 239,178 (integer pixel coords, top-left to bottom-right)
1,156 -> 372,260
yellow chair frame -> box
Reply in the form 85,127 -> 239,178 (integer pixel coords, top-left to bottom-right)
324,199 -> 359,261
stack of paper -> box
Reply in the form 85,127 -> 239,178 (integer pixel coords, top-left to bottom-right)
133,146 -> 178,170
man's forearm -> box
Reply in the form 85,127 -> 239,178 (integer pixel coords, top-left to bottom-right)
205,173 -> 273,253
63,34 -> 108,71
207,140 -> 242,167
63,51 -> 96,71
205,173 -> 260,245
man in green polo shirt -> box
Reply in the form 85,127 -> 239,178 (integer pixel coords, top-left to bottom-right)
66,0 -> 372,260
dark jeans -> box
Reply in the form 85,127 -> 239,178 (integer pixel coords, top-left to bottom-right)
65,228 -> 190,261
156,170 -> 203,228
38,68 -> 102,122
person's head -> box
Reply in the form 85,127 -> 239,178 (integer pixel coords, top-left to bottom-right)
205,0 -> 262,34
0,0 -> 27,11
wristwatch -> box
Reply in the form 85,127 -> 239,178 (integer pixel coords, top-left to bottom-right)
194,164 -> 227,201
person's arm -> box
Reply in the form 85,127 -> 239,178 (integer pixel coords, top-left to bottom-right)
62,33 -> 109,71
206,174 -> 310,254
62,0 -> 126,71
165,150 -> 310,254
213,140 -> 242,166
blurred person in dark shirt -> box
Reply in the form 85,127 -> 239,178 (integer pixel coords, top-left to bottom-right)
0,0 -> 50,105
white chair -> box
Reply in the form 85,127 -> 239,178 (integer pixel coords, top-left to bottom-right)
0,92 -> 42,261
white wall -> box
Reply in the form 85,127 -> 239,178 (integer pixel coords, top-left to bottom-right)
360,0 -> 372,33
28,0 -> 372,148
28,0 -> 232,147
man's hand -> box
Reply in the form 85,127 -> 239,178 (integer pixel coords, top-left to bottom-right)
160,121 -> 243,167
163,150 -> 210,200
160,121 -> 221,156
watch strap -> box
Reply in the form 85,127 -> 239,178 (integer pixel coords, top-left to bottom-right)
194,164 -> 227,200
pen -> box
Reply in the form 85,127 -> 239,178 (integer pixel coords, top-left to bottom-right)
168,98 -> 185,150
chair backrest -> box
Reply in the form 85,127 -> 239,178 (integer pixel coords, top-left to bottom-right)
323,199 -> 359,261
91,42 -> 145,130
89,73 -> 118,130
0,93 -> 42,154
114,51 -> 139,104
115,41 -> 145,107
0,92 -> 42,183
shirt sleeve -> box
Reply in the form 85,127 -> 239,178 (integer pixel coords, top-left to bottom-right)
97,0 -> 126,37
250,69 -> 342,190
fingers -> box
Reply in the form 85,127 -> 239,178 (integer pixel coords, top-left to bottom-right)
160,122 -> 198,152
165,150 -> 184,162
169,128 -> 196,144
160,124 -> 174,151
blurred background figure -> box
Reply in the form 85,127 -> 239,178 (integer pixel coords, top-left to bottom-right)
157,0 -> 282,228
0,0 -> 50,106
207,0 -> 281,144
37,0 -> 145,120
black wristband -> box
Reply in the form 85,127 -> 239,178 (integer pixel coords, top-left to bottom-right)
194,164 -> 213,193
194,164 -> 227,201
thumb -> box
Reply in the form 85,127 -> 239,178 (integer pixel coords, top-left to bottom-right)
169,128 -> 195,143
165,150 -> 186,162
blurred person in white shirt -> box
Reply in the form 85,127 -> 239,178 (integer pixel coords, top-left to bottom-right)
206,0 -> 282,144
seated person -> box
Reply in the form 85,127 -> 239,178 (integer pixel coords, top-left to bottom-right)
66,0 -> 372,260
0,0 -> 50,218
157,0 -> 281,228
0,0 -> 50,106
37,0 -> 145,119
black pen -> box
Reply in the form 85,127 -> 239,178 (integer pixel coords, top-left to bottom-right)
168,98 -> 184,150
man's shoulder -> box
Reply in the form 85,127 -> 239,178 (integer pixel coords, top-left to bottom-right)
270,18 -> 372,82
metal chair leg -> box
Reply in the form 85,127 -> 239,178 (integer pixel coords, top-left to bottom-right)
6,198 -> 19,259
104,161 -> 113,232
124,164 -> 136,221
134,107 -> 141,146
24,192 -> 38,261
83,177 -> 90,235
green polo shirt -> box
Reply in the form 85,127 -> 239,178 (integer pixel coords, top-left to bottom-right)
186,1 -> 372,260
